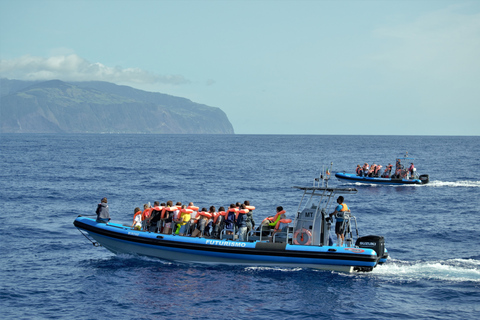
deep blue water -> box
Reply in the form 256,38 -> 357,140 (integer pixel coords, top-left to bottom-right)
1,134 -> 479,319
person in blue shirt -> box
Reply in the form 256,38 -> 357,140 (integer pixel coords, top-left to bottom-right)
329,196 -> 350,246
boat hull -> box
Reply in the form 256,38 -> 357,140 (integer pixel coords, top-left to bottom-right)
74,216 -> 380,272
335,172 -> 429,185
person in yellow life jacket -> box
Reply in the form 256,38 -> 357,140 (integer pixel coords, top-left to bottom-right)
329,196 -> 350,246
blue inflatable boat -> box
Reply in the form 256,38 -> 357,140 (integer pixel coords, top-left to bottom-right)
74,173 -> 388,272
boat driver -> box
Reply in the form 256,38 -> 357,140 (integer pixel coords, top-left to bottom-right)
329,196 -> 350,246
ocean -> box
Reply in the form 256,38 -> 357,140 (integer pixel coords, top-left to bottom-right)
1,134 -> 479,319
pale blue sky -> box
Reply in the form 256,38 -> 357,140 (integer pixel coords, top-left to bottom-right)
1,0 -> 479,135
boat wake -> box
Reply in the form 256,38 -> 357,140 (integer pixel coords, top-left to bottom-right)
427,180 -> 480,188
371,258 -> 480,283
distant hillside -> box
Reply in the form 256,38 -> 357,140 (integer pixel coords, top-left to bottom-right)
0,79 -> 234,134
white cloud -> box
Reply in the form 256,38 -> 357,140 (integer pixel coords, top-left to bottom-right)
0,54 -> 190,85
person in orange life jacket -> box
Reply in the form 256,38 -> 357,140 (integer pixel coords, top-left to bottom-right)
329,196 -> 350,246
355,165 -> 362,176
203,206 -> 216,237
161,200 -> 175,234
184,202 -> 198,236
244,200 -> 256,234
96,197 -> 110,223
408,163 -> 415,178
374,164 -> 382,177
224,204 -> 238,235
148,201 -> 164,232
212,206 -> 226,239
382,163 -> 393,178
176,205 -> 192,236
191,207 -> 212,237
362,163 -> 369,177
261,206 -> 286,236
131,207 -> 142,230
236,204 -> 249,241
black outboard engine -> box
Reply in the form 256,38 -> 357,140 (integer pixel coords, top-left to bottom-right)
419,174 -> 429,184
356,235 -> 385,263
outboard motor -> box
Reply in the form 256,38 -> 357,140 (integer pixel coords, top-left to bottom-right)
419,174 -> 429,184
355,235 -> 385,262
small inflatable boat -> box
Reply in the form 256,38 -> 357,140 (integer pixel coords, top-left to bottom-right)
336,152 -> 429,185
74,173 -> 388,272
335,172 -> 429,185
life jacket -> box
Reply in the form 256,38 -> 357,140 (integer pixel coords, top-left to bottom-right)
133,210 -> 142,224
161,206 -> 177,220
187,206 -> 199,211
214,211 -> 226,224
336,203 -> 349,221
225,209 -> 237,223
245,205 -> 255,211
274,218 -> 292,232
269,210 -> 286,226
198,211 -> 213,219
142,208 -> 152,220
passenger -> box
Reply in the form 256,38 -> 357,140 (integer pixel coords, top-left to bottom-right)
176,205 -> 192,236
161,200 -> 176,234
191,207 -> 211,237
261,206 -> 286,237
374,164 -> 382,177
368,163 -> 377,177
184,202 -> 199,236
96,197 -> 110,223
355,165 -> 362,176
204,206 -> 216,237
382,163 -> 393,178
329,196 -> 350,246
408,162 -> 415,178
212,206 -> 226,239
224,204 -> 238,235
236,204 -> 249,241
362,163 -> 369,177
131,207 -> 142,230
394,159 -> 403,178
244,200 -> 256,235
148,201 -> 163,232
141,203 -> 152,230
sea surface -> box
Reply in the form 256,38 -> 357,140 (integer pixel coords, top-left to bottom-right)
1,134 -> 479,320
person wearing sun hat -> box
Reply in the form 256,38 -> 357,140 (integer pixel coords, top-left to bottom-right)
96,197 -> 110,223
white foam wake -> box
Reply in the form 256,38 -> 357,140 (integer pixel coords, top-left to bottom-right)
371,258 -> 480,282
427,180 -> 480,188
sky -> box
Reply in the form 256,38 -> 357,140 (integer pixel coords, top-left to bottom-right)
1,0 -> 479,135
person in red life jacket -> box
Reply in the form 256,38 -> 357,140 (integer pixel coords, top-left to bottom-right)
96,197 -> 110,223
329,196 -> 350,246
131,207 -> 142,230
212,206 -> 226,239
362,163 -> 369,177
408,163 -> 415,178
355,165 -> 362,176
244,200 -> 256,235
382,163 -> 393,178
368,163 -> 377,177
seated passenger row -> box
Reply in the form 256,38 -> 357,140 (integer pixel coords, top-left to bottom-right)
130,200 -> 290,241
